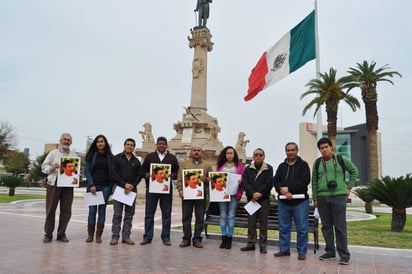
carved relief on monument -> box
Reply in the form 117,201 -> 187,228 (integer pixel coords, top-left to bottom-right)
192,58 -> 204,79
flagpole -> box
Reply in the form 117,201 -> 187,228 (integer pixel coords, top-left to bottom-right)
315,0 -> 323,144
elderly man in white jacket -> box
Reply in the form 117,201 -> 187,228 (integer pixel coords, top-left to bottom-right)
41,133 -> 78,243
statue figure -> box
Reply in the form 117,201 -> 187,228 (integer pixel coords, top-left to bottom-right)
235,132 -> 249,153
194,0 -> 212,28
138,122 -> 154,143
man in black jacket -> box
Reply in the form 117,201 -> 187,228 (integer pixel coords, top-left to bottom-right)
140,137 -> 179,246
110,138 -> 142,245
273,142 -> 310,260
240,148 -> 273,254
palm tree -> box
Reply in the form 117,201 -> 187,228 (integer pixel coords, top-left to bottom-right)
353,187 -> 374,213
342,61 -> 401,180
301,68 -> 360,148
367,174 -> 412,232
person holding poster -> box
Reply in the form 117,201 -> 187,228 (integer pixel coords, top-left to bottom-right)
84,134 -> 113,243
176,145 -> 212,248
215,146 -> 245,249
110,138 -> 141,245
41,133 -> 78,243
240,148 -> 273,254
140,137 -> 179,247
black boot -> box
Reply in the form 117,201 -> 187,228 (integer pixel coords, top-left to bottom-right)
225,236 -> 232,249
219,236 -> 227,249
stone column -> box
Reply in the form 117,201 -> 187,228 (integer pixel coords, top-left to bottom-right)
189,28 -> 214,112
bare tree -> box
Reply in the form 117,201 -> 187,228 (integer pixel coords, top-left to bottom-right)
0,121 -> 18,160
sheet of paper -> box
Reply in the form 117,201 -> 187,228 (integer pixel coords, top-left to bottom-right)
83,191 -> 105,206
112,186 -> 137,206
278,194 -> 305,199
226,173 -> 241,195
244,200 -> 261,215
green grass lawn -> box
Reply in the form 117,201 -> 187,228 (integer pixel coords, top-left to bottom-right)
0,194 -> 45,203
190,212 -> 412,249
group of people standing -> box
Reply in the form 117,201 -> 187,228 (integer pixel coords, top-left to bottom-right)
41,133 -> 358,266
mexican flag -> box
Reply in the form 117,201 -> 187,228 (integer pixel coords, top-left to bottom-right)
244,10 -> 316,101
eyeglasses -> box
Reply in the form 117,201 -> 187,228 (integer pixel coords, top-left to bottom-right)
254,153 -> 264,157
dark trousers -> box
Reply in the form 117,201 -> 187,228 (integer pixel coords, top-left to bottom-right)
317,195 -> 350,260
181,199 -> 205,243
143,189 -> 173,241
246,199 -> 270,248
44,184 -> 73,238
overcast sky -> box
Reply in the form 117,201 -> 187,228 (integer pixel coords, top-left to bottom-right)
1,0 -> 410,177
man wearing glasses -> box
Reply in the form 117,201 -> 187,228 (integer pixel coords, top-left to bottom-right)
240,148 -> 274,254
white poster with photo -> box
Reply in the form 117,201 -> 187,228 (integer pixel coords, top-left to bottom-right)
57,157 -> 81,187
149,163 -> 172,194
209,171 -> 230,202
182,169 -> 204,200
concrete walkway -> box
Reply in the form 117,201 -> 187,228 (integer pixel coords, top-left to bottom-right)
0,188 -> 412,273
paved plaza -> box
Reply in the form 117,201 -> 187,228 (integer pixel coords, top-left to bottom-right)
0,188 -> 412,273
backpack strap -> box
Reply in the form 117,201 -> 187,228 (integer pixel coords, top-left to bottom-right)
336,154 -> 347,174
315,157 -> 322,181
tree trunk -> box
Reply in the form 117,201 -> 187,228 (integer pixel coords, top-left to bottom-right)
363,87 -> 380,181
8,187 -> 15,196
368,129 -> 380,180
391,208 -> 406,232
364,201 -> 373,214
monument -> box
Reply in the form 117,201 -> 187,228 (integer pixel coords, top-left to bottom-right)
135,1 -> 250,166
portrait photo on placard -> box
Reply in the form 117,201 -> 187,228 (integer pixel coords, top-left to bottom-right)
182,169 -> 204,200
149,163 -> 172,194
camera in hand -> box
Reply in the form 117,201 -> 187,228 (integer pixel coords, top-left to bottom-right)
327,180 -> 337,189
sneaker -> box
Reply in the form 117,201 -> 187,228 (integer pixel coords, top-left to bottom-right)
298,254 -> 306,260
179,240 -> 190,247
193,241 -> 203,248
139,238 -> 152,245
56,235 -> 69,243
274,251 -> 291,257
122,238 -> 135,245
319,253 -> 336,261
110,238 -> 118,245
240,245 -> 255,251
43,236 -> 52,243
339,258 -> 351,265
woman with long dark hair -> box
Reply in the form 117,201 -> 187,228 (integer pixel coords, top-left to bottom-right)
85,134 -> 113,243
215,146 -> 245,249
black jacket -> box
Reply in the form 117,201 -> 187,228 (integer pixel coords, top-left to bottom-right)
273,156 -> 310,205
243,162 -> 274,202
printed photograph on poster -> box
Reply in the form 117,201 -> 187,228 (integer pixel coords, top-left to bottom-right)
149,163 -> 171,194
57,157 -> 81,187
182,169 -> 203,200
209,172 -> 230,202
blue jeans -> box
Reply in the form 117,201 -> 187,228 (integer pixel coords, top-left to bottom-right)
218,195 -> 238,237
87,185 -> 111,225
317,195 -> 350,260
143,189 -> 173,241
278,199 -> 309,255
